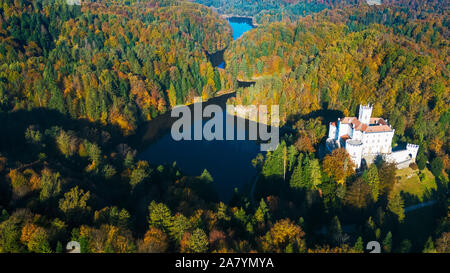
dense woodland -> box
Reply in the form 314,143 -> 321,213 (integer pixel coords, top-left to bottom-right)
195,0 -> 368,24
225,1 -> 449,159
0,0 -> 231,135
0,0 -> 448,253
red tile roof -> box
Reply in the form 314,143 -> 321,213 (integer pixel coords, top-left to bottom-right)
364,124 -> 392,133
338,117 -> 392,133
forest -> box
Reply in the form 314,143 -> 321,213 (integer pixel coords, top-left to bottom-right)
194,0 -> 367,24
0,0 -> 231,135
0,0 -> 448,253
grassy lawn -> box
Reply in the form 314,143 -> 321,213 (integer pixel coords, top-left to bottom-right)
393,167 -> 437,203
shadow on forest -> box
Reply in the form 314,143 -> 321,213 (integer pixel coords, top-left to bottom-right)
0,108 -> 131,221
0,108 -> 125,155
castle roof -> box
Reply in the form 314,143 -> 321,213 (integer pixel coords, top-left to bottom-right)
339,117 -> 392,133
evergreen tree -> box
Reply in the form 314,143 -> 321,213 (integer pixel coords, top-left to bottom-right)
416,151 -> 427,170
364,164 -> 380,201
387,192 -> 405,222
56,241 -> 63,253
148,201 -> 173,232
382,231 -> 392,253
289,154 -> 304,189
423,236 -> 436,253
254,198 -> 269,223
262,141 -> 286,178
430,157 -> 443,178
308,158 -> 322,189
287,145 -> 298,172
182,228 -> 209,253
354,236 -> 364,252
200,169 -> 214,183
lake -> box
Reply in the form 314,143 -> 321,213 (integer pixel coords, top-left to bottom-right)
138,18 -> 258,202
217,17 -> 255,68
138,93 -> 264,202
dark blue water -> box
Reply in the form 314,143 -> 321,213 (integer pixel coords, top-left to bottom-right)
139,107 -> 262,202
229,20 -> 254,40
216,19 -> 254,69
217,61 -> 225,69
139,20 -> 257,202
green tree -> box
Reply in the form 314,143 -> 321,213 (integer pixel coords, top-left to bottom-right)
56,241 -> 63,253
130,161 -> 151,188
254,198 -> 270,223
262,141 -> 286,178
27,228 -> 52,253
363,164 -> 380,201
328,216 -> 342,243
430,157 -> 443,178
289,154 -> 304,189
378,162 -> 397,195
200,169 -> 213,183
0,218 -> 24,253
169,214 -> 191,242
387,193 -> 405,222
416,151 -> 427,170
40,169 -> 61,201
423,236 -> 436,253
287,145 -> 298,172
354,236 -> 364,252
382,231 -> 392,253
59,186 -> 91,223
148,201 -> 173,232
181,228 -> 208,253
308,158 -> 322,189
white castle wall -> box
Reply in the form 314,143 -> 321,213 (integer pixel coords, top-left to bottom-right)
326,104 -> 418,169
360,131 -> 394,155
338,122 -> 351,138
345,139 -> 363,168
328,123 -> 337,139
358,104 -> 372,124
406,144 -> 419,159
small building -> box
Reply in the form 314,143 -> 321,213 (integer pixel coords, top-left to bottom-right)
326,104 -> 419,169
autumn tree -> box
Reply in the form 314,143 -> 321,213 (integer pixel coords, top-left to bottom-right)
59,186 -> 91,224
294,118 -> 326,153
261,219 -> 305,253
322,148 -> 355,184
345,178 -> 371,209
137,227 -> 168,253
40,168 -> 62,201
180,228 -> 209,253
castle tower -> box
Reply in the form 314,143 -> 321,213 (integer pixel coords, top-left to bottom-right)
406,143 -> 419,159
345,139 -> 363,168
358,104 -> 372,125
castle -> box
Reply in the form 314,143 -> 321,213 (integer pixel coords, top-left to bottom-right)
326,104 -> 419,169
